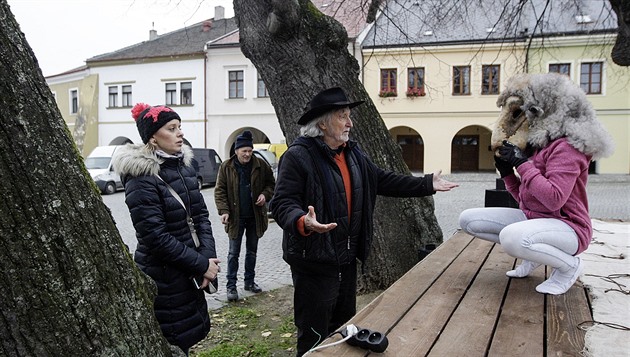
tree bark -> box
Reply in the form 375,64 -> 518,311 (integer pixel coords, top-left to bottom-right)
0,1 -> 179,355
610,0 -> 630,66
234,0 -> 443,292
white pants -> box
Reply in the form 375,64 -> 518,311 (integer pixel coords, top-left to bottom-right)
458,207 -> 579,273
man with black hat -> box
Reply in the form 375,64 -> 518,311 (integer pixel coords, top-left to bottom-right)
215,130 -> 276,302
271,87 -> 458,356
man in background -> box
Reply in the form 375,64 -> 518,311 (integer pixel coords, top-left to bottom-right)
215,130 -> 275,302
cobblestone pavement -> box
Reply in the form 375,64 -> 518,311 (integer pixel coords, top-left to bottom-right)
102,173 -> 629,310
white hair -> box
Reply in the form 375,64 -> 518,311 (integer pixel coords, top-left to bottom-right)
299,110 -> 336,137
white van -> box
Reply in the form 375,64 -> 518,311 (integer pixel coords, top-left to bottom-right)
85,145 -> 123,194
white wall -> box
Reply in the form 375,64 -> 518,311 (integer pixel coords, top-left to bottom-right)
205,46 -> 284,158
92,58 -> 207,147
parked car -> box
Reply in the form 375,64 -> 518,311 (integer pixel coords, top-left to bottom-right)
253,148 -> 277,178
191,148 -> 222,189
253,143 -> 287,161
252,148 -> 277,218
85,145 -> 123,194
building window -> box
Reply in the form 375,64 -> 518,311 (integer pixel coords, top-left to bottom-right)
257,73 -> 269,98
165,83 -> 177,105
229,70 -> 244,98
380,68 -> 397,97
453,66 -> 471,95
108,86 -> 118,107
407,67 -> 425,96
580,62 -> 602,94
549,63 -> 571,77
180,82 -> 192,105
121,85 -> 132,107
70,89 -> 78,114
481,65 -> 500,95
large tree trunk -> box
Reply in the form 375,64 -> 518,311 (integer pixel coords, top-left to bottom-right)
610,0 -> 630,66
0,2 -> 179,355
234,0 -> 443,292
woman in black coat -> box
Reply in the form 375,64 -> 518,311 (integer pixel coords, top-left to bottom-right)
113,103 -> 220,353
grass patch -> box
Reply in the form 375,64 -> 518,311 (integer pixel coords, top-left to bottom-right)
190,285 -> 383,357
191,286 -> 296,357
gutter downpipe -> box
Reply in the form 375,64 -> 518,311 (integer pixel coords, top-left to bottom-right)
203,46 -> 208,148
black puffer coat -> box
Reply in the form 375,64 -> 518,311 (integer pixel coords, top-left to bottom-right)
272,137 -> 435,276
113,144 -> 216,350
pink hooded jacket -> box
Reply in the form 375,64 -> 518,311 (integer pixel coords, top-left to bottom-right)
503,138 -> 592,255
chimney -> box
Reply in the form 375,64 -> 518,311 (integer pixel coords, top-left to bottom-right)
149,29 -> 158,40
214,6 -> 224,20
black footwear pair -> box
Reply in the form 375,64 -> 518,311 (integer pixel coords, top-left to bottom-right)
227,287 -> 238,302
244,282 -> 262,293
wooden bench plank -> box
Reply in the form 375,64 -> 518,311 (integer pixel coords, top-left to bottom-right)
489,262 -> 546,356
546,283 -> 591,355
428,243 -> 515,356
378,238 -> 494,356
312,233 -> 475,356
310,234 -> 590,357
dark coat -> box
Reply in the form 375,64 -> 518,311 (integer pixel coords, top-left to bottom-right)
214,155 -> 275,239
113,144 -> 216,350
271,137 -> 435,276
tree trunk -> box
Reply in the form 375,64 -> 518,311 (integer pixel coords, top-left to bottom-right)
610,0 -> 630,66
0,2 -> 179,355
234,0 -> 443,292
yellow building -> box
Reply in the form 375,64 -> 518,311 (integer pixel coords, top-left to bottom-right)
364,43 -> 525,174
527,35 -> 629,174
46,66 -> 99,157
362,0 -> 628,174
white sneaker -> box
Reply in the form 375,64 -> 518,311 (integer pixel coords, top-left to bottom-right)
536,257 -> 584,295
506,260 -> 541,278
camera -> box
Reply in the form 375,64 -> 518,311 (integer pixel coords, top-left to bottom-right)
193,276 -> 218,294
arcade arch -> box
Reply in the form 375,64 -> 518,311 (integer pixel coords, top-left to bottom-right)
108,136 -> 133,145
223,128 -> 272,158
450,125 -> 493,172
389,126 -> 424,172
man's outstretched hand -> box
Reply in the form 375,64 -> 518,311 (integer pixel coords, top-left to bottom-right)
304,205 -> 337,233
432,170 -> 459,192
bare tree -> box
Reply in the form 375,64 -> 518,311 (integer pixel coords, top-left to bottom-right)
0,1 -> 180,355
234,0 -> 443,292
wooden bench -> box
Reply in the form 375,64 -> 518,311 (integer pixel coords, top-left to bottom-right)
312,232 -> 592,356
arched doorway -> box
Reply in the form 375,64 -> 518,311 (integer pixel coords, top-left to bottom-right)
225,128 -> 272,158
451,126 -> 493,172
389,126 -> 424,171
108,136 -> 133,145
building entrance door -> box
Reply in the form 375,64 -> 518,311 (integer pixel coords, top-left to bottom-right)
398,135 -> 424,171
451,135 -> 479,171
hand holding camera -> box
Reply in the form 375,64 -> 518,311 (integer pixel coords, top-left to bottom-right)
193,275 -> 218,294
499,140 -> 528,168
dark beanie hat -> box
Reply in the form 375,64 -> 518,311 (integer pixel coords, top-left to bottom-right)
234,130 -> 254,150
131,103 -> 181,144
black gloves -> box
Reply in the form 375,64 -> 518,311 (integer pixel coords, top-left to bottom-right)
494,156 -> 514,178
498,140 -> 528,168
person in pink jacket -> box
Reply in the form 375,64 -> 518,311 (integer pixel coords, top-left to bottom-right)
459,73 -> 614,295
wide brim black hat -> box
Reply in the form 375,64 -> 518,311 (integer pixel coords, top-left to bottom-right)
298,87 -> 364,125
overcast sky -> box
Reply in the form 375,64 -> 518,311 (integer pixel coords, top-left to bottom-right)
7,0 -> 235,77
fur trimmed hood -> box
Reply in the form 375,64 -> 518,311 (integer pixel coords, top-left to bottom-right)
492,73 -> 614,160
112,143 -> 194,178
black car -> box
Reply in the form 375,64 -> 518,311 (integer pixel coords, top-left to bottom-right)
191,148 -> 222,189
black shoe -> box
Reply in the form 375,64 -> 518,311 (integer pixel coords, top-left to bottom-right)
244,282 -> 262,293
227,287 -> 239,302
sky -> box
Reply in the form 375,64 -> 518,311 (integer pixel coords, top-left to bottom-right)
7,0 -> 235,77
